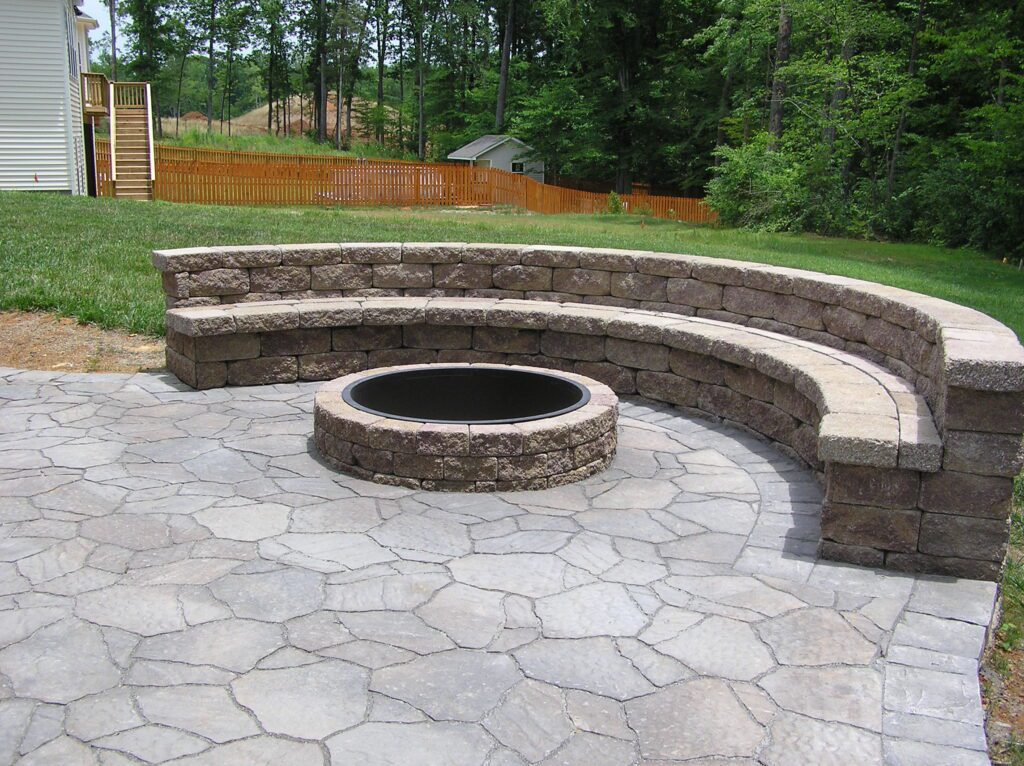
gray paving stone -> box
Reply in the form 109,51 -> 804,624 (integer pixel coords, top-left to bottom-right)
760,666 -> 883,731
209,568 -> 323,621
514,637 -> 655,700
232,660 -> 369,738
0,618 -> 120,703
537,731 -> 638,765
417,583 -> 506,648
761,711 -> 881,766
135,618 -> 285,672
0,374 -> 1000,765
757,608 -> 877,666
194,503 -> 292,541
450,553 -> 569,597
260,532 -> 397,571
369,514 -> 472,557
327,721 -> 495,766
18,736 -> 98,766
882,711 -> 987,751
156,735 -> 326,765
483,679 -> 572,761
370,649 -> 520,721
883,739 -> 990,766
340,610 -> 454,653
660,574 -> 804,616
564,689 -> 633,740
891,611 -> 987,660
592,478 -> 679,509
536,582 -> 648,638
93,724 -> 209,762
907,578 -> 998,626
625,678 -> 764,760
135,684 -> 259,742
656,616 -> 773,681
883,664 -> 984,725
75,584 -> 185,636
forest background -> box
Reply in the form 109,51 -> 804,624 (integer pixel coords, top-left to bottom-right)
94,0 -> 1023,257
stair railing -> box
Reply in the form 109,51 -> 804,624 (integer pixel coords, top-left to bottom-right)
109,81 -> 117,181
108,82 -> 155,187
146,83 -> 156,182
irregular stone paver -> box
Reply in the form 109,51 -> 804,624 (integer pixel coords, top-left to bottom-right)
758,608 -> 877,666
170,736 -> 326,765
326,721 -> 494,765
232,661 -> 369,738
0,371 -> 999,764
0,618 -> 120,703
483,680 -> 572,761
760,666 -> 883,731
625,678 -> 764,760
135,684 -> 260,742
370,649 -> 521,721
535,582 -> 648,638
209,568 -> 324,622
657,615 -> 774,681
762,711 -> 882,765
513,637 -> 655,700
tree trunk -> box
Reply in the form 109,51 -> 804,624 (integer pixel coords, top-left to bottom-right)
206,0 -> 217,134
887,0 -> 924,198
342,40 -> 350,148
175,46 -> 188,137
767,2 -> 791,150
397,4 -> 404,151
416,26 -> 424,159
108,0 -> 118,81
376,2 -> 387,145
614,55 -> 632,195
714,68 -> 733,164
495,0 -> 514,131
317,0 -> 328,142
823,41 -> 852,150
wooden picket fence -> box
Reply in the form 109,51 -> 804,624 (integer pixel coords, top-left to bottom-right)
94,140 -> 715,223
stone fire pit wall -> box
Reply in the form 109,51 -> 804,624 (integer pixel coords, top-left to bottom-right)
153,243 -> 1024,581
313,364 -> 618,492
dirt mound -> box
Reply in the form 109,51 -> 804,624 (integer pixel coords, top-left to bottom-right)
181,110 -> 207,121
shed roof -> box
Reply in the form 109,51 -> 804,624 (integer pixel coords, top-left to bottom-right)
448,134 -> 532,161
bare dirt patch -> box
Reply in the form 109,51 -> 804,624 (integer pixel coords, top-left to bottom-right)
0,311 -> 165,373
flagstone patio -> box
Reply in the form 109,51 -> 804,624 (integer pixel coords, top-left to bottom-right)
0,368 -> 998,765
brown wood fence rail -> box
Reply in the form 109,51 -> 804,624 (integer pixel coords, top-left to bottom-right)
94,140 -> 716,223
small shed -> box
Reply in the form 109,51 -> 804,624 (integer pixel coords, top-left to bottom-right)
448,135 -> 544,183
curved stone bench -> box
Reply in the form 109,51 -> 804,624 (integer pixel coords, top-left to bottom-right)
153,242 -> 1024,577
161,294 -> 1020,580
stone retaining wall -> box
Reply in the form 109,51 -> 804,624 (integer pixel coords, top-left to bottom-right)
162,295 -> 1024,580
153,243 -> 1024,436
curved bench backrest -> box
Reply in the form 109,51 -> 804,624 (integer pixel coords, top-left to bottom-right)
152,242 -> 1024,443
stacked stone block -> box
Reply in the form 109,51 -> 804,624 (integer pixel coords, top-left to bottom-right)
155,244 -> 1024,581
312,365 -> 618,492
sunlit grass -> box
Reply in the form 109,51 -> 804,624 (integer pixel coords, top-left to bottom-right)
2,191 -> 1023,338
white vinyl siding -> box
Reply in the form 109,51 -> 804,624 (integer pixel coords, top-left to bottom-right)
0,0 -> 76,192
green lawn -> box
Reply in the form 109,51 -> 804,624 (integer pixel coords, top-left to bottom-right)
2,190 -> 1023,338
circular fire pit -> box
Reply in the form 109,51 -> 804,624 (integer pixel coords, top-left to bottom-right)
314,364 -> 618,491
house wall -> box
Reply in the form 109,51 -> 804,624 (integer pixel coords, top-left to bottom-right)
480,141 -> 545,183
0,0 -> 79,193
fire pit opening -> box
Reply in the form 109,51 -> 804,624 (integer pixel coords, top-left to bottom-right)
342,366 -> 591,424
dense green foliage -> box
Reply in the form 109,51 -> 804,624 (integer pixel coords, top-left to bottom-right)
3,191 -> 1023,337
94,0 -> 1023,255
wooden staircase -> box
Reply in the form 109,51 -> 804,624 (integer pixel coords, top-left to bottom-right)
109,82 -> 155,201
